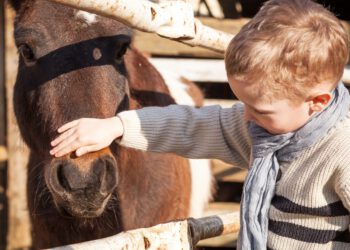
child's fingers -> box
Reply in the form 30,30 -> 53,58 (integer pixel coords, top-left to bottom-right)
75,145 -> 99,157
50,134 -> 78,156
57,120 -> 80,133
51,128 -> 76,147
53,140 -> 81,157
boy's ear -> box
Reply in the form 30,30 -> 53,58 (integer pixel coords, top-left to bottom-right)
7,0 -> 23,12
309,93 -> 332,112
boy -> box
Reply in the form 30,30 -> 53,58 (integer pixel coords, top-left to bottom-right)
50,0 -> 350,249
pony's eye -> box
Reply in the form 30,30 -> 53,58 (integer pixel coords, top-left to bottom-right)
116,43 -> 129,59
18,44 -> 36,66
114,38 -> 131,62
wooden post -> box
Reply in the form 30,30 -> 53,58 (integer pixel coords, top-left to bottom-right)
0,1 -> 8,249
4,5 -> 32,250
0,0 -> 5,144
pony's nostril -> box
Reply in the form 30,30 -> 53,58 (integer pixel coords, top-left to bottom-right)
50,161 -> 76,193
99,157 -> 118,194
57,164 -> 72,191
49,162 -> 67,194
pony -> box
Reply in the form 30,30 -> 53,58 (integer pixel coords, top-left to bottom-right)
9,0 -> 212,248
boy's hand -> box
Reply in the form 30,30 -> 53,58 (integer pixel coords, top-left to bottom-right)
50,116 -> 123,157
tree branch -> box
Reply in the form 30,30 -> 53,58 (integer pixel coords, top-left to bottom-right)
47,0 -> 233,53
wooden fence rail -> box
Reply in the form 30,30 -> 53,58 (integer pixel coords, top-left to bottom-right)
47,212 -> 240,250
150,58 -> 350,84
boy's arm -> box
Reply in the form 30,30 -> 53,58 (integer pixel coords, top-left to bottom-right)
118,103 -> 251,167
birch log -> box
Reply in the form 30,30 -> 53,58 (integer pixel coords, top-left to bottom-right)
47,212 -> 240,250
47,0 -> 233,53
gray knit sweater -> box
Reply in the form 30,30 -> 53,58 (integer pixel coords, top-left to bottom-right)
118,102 -> 350,250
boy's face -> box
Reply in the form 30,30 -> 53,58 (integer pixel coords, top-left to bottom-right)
228,77 -> 313,135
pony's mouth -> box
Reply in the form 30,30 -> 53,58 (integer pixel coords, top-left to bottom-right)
57,206 -> 104,219
55,193 -> 112,219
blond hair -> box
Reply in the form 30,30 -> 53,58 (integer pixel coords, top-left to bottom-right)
225,0 -> 349,102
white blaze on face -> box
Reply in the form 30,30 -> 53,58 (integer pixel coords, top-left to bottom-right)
153,63 -> 213,218
75,10 -> 98,25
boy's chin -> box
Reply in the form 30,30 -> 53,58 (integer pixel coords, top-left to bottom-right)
266,129 -> 281,135
253,122 -> 293,135
264,126 -> 290,135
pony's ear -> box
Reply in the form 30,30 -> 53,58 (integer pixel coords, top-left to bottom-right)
7,0 -> 23,12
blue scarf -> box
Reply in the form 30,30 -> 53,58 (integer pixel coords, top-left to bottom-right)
239,82 -> 350,250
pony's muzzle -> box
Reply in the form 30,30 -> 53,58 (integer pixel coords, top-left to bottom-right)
47,155 -> 118,217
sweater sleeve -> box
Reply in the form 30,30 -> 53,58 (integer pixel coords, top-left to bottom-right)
117,102 -> 251,167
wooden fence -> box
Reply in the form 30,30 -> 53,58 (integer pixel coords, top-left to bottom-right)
1,1 -> 350,249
